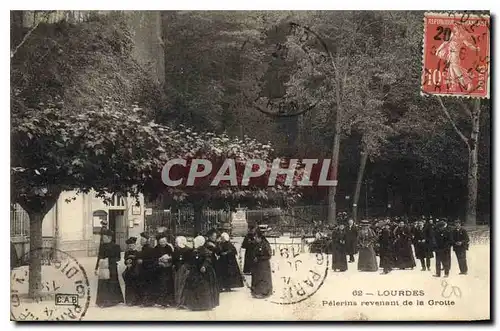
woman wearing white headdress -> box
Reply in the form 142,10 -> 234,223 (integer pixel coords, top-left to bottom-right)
216,232 -> 244,292
172,236 -> 191,308
183,236 -> 220,311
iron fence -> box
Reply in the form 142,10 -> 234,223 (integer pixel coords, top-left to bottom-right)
11,204 -> 30,237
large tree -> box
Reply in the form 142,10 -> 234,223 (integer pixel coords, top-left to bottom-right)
10,13 -> 183,298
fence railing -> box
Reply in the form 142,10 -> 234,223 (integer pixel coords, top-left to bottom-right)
11,204 -> 30,237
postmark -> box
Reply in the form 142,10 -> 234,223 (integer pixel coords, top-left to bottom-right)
10,247 -> 91,321
238,228 -> 329,305
421,12 -> 490,98
250,22 -> 331,117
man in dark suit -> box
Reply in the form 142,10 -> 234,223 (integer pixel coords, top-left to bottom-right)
345,219 -> 358,263
452,220 -> 469,275
433,220 -> 453,278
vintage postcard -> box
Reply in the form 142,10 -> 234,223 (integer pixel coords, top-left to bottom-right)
10,10 -> 491,321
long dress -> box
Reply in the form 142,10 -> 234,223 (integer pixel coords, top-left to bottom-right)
95,243 -> 124,307
154,244 -> 175,307
357,228 -> 378,272
122,249 -> 140,306
242,234 -> 256,274
172,246 -> 192,307
216,241 -> 244,290
137,244 -> 157,306
251,239 -> 273,298
183,247 -> 220,311
379,229 -> 395,272
394,226 -> 417,269
205,240 -> 221,291
331,229 -> 348,271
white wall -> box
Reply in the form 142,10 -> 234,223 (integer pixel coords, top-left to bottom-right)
57,191 -> 85,241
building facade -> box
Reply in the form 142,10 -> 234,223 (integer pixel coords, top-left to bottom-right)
11,191 -> 146,258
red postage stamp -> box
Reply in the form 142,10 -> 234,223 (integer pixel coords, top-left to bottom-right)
421,12 -> 490,98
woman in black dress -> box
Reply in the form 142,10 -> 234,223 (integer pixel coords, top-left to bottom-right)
94,229 -> 124,307
172,236 -> 191,308
183,236 -> 220,311
217,232 -> 244,291
393,221 -> 416,270
357,221 -> 378,272
242,226 -> 257,275
154,232 -> 175,307
251,230 -> 273,299
122,237 -> 140,306
379,224 -> 396,274
331,224 -> 348,272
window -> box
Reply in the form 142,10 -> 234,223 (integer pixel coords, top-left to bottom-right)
92,210 -> 108,234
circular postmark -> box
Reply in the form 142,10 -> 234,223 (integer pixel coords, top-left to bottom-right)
11,247 -> 91,321
238,224 -> 329,305
248,22 -> 332,118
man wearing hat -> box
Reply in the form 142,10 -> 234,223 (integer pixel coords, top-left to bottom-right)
345,219 -> 358,263
433,220 -> 453,278
451,220 -> 469,275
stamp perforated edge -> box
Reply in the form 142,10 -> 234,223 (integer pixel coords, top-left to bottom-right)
420,11 -> 491,99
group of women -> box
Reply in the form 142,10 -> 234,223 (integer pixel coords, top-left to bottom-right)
94,227 -> 274,311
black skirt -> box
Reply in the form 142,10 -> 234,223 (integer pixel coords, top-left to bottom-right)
217,253 -> 244,290
184,265 -> 220,311
251,259 -> 273,298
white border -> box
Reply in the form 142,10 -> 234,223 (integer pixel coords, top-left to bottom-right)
2,1 -> 498,330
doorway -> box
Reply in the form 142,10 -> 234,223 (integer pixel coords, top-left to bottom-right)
108,210 -> 128,250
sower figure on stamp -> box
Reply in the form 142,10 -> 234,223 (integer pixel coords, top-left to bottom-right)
331,224 -> 348,272
95,229 -> 124,308
216,232 -> 244,291
154,232 -> 175,307
242,225 -> 257,274
123,237 -> 140,306
433,220 -> 453,278
172,236 -> 191,308
413,220 -> 433,271
378,223 -> 395,274
137,232 -> 157,306
251,229 -> 273,299
357,220 -> 378,272
393,220 -> 416,270
184,236 -> 220,311
452,220 -> 469,275
345,219 -> 358,263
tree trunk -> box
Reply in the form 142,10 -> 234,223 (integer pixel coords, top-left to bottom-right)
327,104 -> 342,225
17,191 -> 60,299
352,148 -> 368,222
466,99 -> 481,226
27,212 -> 43,298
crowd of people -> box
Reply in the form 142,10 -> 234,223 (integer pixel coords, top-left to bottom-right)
92,215 -> 470,310
327,217 -> 470,277
94,227 -> 273,310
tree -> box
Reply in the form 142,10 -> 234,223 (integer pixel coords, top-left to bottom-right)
433,97 -> 486,225
10,13 -> 182,298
